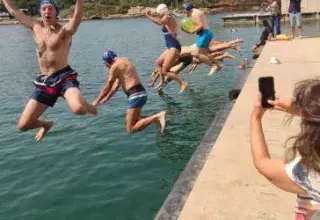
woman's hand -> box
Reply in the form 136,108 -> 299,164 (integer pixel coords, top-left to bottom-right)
251,92 -> 266,120
268,98 -> 296,115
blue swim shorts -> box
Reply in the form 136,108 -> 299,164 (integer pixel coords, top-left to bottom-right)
196,29 -> 213,48
125,84 -> 148,109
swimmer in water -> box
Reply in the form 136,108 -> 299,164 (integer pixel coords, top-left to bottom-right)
92,51 -> 166,133
146,4 -> 188,93
2,0 -> 97,141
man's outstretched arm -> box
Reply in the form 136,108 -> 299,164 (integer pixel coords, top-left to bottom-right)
64,0 -> 84,35
2,0 -> 35,29
92,67 -> 118,106
99,79 -> 120,105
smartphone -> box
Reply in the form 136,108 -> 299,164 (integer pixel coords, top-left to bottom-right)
258,77 -> 275,108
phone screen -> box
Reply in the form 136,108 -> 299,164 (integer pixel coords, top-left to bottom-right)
259,77 -> 275,108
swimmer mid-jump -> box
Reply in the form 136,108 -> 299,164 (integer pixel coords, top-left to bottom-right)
182,2 -> 223,76
146,4 -> 188,93
2,0 -> 97,141
149,49 -> 237,88
92,51 -> 166,133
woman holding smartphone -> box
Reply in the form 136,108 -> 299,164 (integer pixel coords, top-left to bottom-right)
251,78 -> 320,219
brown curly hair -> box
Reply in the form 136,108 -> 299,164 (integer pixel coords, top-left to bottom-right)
286,78 -> 320,173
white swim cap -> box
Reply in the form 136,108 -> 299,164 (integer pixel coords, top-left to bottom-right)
156,4 -> 169,15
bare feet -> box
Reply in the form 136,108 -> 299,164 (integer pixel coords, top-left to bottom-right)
208,66 -> 217,76
231,45 -> 241,51
232,38 -> 244,44
150,71 -> 157,77
208,65 -> 223,76
224,52 -> 236,59
180,82 -> 189,94
156,82 -> 164,90
158,111 -> 166,133
35,121 -> 53,141
189,64 -> 199,74
149,72 -> 159,87
88,104 -> 98,116
149,81 -> 156,87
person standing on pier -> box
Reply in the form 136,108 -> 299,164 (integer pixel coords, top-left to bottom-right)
289,0 -> 302,38
263,0 -> 281,36
2,0 -> 97,141
252,20 -> 272,54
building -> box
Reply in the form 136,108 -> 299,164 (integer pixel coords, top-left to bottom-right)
281,0 -> 320,14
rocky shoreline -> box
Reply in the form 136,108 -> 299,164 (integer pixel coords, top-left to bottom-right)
0,15 -> 145,26
0,5 -> 260,26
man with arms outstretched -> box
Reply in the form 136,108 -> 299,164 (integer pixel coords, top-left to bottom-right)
92,51 -> 166,133
2,0 -> 97,141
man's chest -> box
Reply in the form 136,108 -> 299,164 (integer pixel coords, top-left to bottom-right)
33,28 -> 67,51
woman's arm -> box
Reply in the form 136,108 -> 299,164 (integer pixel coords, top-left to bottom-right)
250,93 -> 307,194
145,10 -> 162,25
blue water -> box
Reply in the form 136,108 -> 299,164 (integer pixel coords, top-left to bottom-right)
0,14 -> 319,220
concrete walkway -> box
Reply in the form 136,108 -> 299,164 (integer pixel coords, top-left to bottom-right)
178,38 -> 320,220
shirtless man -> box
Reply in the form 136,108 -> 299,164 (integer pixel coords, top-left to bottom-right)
92,51 -> 166,133
180,38 -> 243,60
182,2 -> 223,76
2,0 -> 97,141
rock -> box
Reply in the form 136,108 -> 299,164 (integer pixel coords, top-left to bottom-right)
128,6 -> 144,15
0,19 -> 19,25
128,6 -> 156,16
90,15 -> 103,20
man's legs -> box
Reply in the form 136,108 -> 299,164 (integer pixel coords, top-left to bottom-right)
149,70 -> 160,87
63,87 -> 97,116
195,31 -> 220,74
155,50 -> 168,89
160,48 -> 188,93
126,107 -> 166,133
166,72 -> 188,93
289,13 -> 296,37
296,13 -> 303,37
196,48 -> 222,76
270,15 -> 276,36
212,52 -> 236,60
276,14 -> 281,35
18,99 -> 53,141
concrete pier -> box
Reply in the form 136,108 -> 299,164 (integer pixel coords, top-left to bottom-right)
222,12 -> 320,25
156,38 -> 320,219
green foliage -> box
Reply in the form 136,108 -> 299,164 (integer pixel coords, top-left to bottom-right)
7,0 -> 264,16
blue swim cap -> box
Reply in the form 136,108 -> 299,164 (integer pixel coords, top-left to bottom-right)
39,0 -> 60,15
183,3 -> 194,11
103,50 -> 117,64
